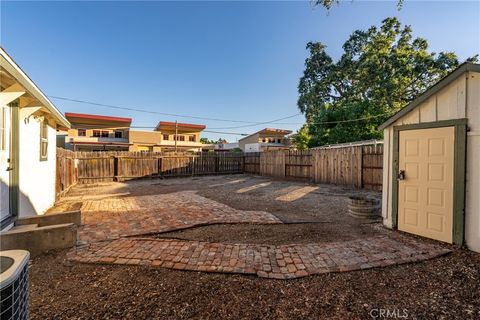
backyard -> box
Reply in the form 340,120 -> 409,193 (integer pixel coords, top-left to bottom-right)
30,175 -> 480,319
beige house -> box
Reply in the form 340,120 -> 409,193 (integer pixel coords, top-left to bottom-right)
61,113 -> 206,152
379,63 -> 480,253
63,112 -> 132,151
238,128 -> 292,152
153,121 -> 206,152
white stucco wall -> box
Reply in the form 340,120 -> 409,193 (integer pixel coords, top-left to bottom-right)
382,71 -> 480,252
18,116 -> 57,217
245,143 -> 260,153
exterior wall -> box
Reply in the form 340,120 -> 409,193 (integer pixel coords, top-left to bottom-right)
128,130 -> 162,151
160,129 -> 201,143
67,128 -> 129,138
19,116 -> 57,217
239,134 -> 259,151
382,71 -> 480,252
245,143 -> 260,152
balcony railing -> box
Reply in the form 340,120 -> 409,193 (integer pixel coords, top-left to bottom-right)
67,136 -> 129,144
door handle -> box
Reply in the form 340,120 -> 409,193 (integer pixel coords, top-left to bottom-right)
397,170 -> 405,181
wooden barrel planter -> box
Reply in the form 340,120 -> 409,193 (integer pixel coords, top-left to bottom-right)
348,196 -> 381,218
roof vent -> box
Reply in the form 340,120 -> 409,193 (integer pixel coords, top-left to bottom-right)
0,250 -> 30,320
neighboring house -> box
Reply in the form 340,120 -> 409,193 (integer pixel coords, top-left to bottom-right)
63,112 -> 133,151
379,62 -> 480,253
213,141 -> 239,152
154,121 -> 206,152
238,128 -> 292,152
0,47 -> 71,229
62,114 -> 206,152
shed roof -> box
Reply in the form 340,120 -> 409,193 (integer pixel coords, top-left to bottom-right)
379,62 -> 480,130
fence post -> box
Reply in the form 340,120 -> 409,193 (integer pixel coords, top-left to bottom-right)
192,155 -> 195,176
113,156 -> 119,181
157,156 -> 162,177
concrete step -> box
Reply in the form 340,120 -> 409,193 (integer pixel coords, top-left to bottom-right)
11,224 -> 38,231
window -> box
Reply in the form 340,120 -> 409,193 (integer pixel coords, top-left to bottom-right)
92,130 -> 101,137
40,119 -> 48,161
78,129 -> 86,137
0,106 -> 5,151
114,130 -> 123,138
277,138 -> 281,143
189,135 -> 196,142
163,134 -> 169,141
175,135 -> 185,141
101,131 -> 109,138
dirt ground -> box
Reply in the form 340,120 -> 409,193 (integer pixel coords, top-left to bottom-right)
155,223 -> 377,244
30,248 -> 480,319
33,175 -> 480,319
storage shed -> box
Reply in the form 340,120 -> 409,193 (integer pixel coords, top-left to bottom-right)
379,63 -> 480,253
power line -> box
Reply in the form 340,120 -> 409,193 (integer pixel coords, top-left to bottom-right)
49,95 -> 301,125
208,112 -> 392,129
130,126 -> 248,136
207,113 -> 302,129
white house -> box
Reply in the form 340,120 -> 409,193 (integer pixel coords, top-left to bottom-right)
238,128 -> 293,153
0,47 -> 70,230
379,63 -> 480,253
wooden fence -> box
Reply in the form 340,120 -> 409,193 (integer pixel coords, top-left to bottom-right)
55,144 -> 383,198
69,151 -> 244,184
242,144 -> 383,190
55,148 -> 77,199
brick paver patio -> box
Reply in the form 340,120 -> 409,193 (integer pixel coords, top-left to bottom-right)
69,234 -> 450,279
78,191 -> 281,243
59,181 -> 451,279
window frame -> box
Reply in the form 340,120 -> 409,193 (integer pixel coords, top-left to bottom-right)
92,130 -> 101,137
0,106 -> 5,151
101,130 -> 109,138
78,128 -> 86,137
40,119 -> 48,161
114,130 -> 123,139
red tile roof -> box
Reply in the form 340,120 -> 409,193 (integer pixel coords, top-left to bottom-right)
155,121 -> 206,131
65,112 -> 132,123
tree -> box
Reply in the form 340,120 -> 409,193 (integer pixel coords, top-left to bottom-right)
297,17 -> 473,147
200,137 -> 227,144
314,0 -> 404,11
292,125 -> 311,150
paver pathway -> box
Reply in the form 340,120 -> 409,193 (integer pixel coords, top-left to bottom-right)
78,191 -> 281,243
69,233 -> 450,279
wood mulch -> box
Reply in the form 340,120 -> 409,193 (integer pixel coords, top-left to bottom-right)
30,248 -> 480,319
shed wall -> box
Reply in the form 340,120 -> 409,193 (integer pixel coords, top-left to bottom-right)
382,71 -> 480,252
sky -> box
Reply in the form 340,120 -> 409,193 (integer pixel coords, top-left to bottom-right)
1,1 -> 479,141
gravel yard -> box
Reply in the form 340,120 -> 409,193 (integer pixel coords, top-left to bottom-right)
33,175 -> 480,319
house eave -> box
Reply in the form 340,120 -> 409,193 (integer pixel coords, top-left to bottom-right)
0,47 -> 71,129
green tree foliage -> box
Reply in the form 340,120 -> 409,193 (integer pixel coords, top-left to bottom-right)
314,0 -> 404,11
200,137 -> 227,144
292,125 -> 311,150
297,17 -> 470,147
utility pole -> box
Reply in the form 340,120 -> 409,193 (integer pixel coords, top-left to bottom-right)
174,120 -> 178,153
